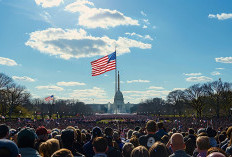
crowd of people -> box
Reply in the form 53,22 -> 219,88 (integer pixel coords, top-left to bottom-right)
0,114 -> 232,157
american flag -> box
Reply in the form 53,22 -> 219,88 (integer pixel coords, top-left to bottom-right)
45,95 -> 54,101
91,51 -> 116,76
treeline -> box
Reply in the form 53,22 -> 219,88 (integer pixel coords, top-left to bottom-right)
132,79 -> 232,118
0,73 -> 92,119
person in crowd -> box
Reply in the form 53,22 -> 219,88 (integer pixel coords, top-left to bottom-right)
122,143 -> 134,157
221,126 -> 232,151
126,129 -> 133,141
139,120 -> 158,149
113,131 -> 124,151
17,127 -> 41,157
39,138 -> 60,157
35,126 -> 50,151
155,122 -> 168,141
195,136 -> 210,157
207,152 -> 226,157
162,135 -> 170,145
131,146 -> 149,157
225,130 -> 232,156
83,126 -> 102,157
169,133 -> 191,157
206,127 -> 217,147
51,148 -> 74,157
207,147 -> 228,157
149,141 -> 169,157
0,139 -> 21,157
61,129 -> 84,157
93,137 -> 108,157
130,135 -> 140,147
0,124 -> 9,139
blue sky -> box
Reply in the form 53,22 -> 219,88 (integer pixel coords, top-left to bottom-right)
0,0 -> 232,104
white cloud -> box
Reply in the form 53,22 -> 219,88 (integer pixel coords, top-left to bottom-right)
40,11 -> 52,24
57,81 -> 86,86
172,88 -> 186,91
141,11 -> 147,16
36,85 -> 64,91
35,0 -> 63,8
125,32 -> 153,40
26,28 -> 151,60
152,26 -> 157,29
0,57 -> 18,66
216,68 -> 224,70
123,90 -> 170,103
183,73 -> 202,76
127,80 -> 150,83
12,76 -> 35,82
186,76 -> 213,82
215,57 -> 232,63
70,87 -> 108,101
209,13 -> 232,20
143,25 -> 148,29
211,71 -> 221,76
143,19 -> 150,25
148,86 -> 164,90
64,0 -> 139,29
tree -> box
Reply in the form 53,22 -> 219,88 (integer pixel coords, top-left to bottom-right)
203,79 -> 232,118
0,73 -> 14,116
167,90 -> 186,116
184,84 -> 206,118
4,83 -> 30,120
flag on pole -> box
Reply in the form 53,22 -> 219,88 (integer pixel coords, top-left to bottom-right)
45,95 -> 54,101
91,51 -> 116,76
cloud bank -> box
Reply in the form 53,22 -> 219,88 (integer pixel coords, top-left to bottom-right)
25,28 -> 151,60
65,0 -> 139,29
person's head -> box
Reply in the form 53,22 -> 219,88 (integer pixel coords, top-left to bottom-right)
170,133 -> 185,152
0,124 -> 9,139
127,129 -> 133,140
17,128 -> 36,148
188,128 -> 195,135
61,129 -> 74,147
0,139 -> 21,157
145,120 -> 156,133
92,127 -> 102,139
207,152 -> 226,157
51,148 -> 73,157
149,141 -> 169,157
207,147 -> 227,157
105,127 -> 113,137
131,146 -> 149,157
93,137 -> 108,154
207,127 -> 217,138
113,131 -> 120,141
129,136 -> 139,147
196,136 -> 210,152
134,126 -> 141,132
36,126 -> 50,141
161,135 -> 169,144
157,122 -> 164,130
122,143 -> 134,157
39,138 -> 60,157
218,134 -> 226,144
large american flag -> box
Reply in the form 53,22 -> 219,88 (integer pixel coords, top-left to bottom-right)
91,51 -> 116,76
45,95 -> 54,101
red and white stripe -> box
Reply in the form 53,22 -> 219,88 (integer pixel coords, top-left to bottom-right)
91,55 -> 116,76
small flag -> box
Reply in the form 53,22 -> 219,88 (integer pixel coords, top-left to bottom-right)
91,51 -> 116,76
45,95 -> 54,101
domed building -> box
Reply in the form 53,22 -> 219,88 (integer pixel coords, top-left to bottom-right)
88,71 -> 135,113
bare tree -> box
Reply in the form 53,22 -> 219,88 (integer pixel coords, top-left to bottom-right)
184,84 -> 206,118
203,79 -> 232,118
4,83 -> 30,120
167,90 -> 186,117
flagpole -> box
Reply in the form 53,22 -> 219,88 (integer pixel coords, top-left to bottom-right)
115,47 -> 117,95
